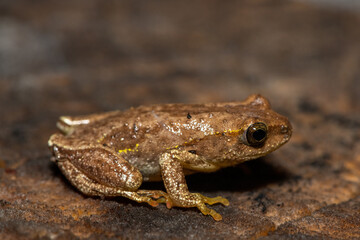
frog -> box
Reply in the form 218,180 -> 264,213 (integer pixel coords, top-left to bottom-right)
48,94 -> 292,221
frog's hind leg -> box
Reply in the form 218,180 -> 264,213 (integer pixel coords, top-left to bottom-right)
56,160 -> 159,207
49,137 -> 160,207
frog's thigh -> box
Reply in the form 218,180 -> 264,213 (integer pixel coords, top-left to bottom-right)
55,145 -> 142,191
57,159 -> 114,196
57,160 -> 158,206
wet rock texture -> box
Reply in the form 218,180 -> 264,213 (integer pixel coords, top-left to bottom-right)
0,0 -> 359,239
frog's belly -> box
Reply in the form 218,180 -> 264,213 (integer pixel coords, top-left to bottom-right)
125,156 -> 162,182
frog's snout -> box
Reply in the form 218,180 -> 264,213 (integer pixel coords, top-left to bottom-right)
280,119 -> 292,142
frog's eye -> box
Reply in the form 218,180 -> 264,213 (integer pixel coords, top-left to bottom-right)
246,122 -> 267,147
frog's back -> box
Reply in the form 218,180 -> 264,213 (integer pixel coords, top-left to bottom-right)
69,99 -> 270,152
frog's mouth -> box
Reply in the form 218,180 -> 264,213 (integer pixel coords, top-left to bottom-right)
256,134 -> 291,157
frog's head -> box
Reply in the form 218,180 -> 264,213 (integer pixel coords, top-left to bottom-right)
234,94 -> 292,161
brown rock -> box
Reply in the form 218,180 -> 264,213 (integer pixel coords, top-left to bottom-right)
0,0 -> 359,239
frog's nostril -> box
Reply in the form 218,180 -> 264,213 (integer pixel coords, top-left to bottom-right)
280,123 -> 292,142
280,125 -> 289,134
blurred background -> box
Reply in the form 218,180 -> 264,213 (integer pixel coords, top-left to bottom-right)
0,0 -> 359,239
1,0 -> 359,112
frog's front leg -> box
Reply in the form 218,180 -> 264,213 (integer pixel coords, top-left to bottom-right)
159,151 -> 229,221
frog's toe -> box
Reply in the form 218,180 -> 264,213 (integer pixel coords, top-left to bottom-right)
152,192 -> 173,209
203,195 -> 229,206
147,200 -> 159,207
153,197 -> 173,209
193,193 -> 229,206
197,203 -> 223,221
190,193 -> 228,221
136,190 -> 173,208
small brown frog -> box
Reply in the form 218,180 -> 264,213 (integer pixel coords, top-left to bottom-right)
48,94 -> 292,221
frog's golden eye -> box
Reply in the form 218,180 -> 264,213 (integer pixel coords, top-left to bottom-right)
246,122 -> 267,147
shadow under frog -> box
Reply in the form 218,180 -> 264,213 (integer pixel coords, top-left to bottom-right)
48,94 -> 292,221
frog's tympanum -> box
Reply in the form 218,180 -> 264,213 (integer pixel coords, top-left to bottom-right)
48,94 -> 292,221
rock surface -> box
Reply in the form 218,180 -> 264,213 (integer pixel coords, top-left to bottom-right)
0,0 -> 359,239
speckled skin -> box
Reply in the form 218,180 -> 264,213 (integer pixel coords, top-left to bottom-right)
48,94 -> 292,221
